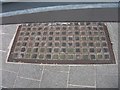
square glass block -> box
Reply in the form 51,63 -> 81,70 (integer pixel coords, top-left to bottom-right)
75,55 -> 81,60
60,54 -> 66,60
82,55 -> 89,60
39,54 -> 44,60
53,54 -> 59,60
67,55 -> 74,60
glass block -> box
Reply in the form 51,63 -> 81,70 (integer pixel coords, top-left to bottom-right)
103,48 -> 108,53
75,31 -> 80,35
90,55 -> 95,59
89,48 -> 95,53
46,54 -> 51,59
82,48 -> 88,53
96,48 -> 101,53
76,48 -> 80,52
75,37 -> 80,40
96,42 -> 101,47
49,32 -> 54,35
75,42 -> 80,47
101,37 -> 106,40
82,42 -> 87,46
61,48 -> 66,53
21,48 -> 26,52
54,48 -> 59,53
33,48 -> 38,52
67,55 -> 74,60
55,37 -> 60,40
40,48 -> 45,53
82,55 -> 89,60
62,31 -> 66,35
32,54 -> 37,59
68,42 -> 73,47
67,48 -> 74,53
62,37 -> 67,40
89,42 -> 94,47
34,42 -> 39,47
104,54 -> 109,59
54,42 -> 60,47
47,42 -> 53,47
60,54 -> 66,60
22,42 -> 27,46
47,48 -> 52,53
53,54 -> 59,59
97,54 -> 103,59
76,55 -> 81,60
81,37 -> 87,40
39,54 -> 44,59
25,54 -> 31,58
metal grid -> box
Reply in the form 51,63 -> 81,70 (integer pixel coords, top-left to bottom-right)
7,22 -> 115,64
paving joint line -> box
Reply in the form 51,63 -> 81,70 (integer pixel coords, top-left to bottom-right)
39,65 -> 45,88
66,65 -> 70,88
13,64 -> 21,88
16,76 -> 41,82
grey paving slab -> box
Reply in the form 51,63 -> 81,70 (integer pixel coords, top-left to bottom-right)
14,77 -> 40,88
96,65 -> 118,75
96,75 -> 118,88
69,66 -> 96,86
2,52 -> 20,73
18,64 -> 43,80
44,65 -> 69,72
0,51 -> 2,70
2,70 -> 17,88
2,34 -> 13,51
0,35 -> 2,50
40,69 -> 68,88
0,70 -> 2,87
2,24 -> 18,35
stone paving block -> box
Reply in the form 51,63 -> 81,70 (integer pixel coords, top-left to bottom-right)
69,66 -> 96,86
96,65 -> 118,75
0,51 -> 2,70
0,35 -> 2,50
2,52 -> 20,73
2,24 -> 18,35
0,70 -> 2,87
14,77 -> 39,88
40,69 -> 68,88
2,70 -> 17,88
96,75 -> 118,88
2,34 -> 13,51
44,65 -> 69,72
18,64 -> 43,80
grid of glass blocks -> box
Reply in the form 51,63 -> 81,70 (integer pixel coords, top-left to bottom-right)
11,22 -> 111,61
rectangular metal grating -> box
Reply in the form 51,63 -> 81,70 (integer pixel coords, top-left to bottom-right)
7,22 -> 115,64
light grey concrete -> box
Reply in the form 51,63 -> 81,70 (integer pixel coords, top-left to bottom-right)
96,75 -> 118,88
14,77 -> 40,88
96,65 -> 118,76
44,65 -> 69,72
2,70 -> 17,88
18,64 -> 43,80
2,52 -> 20,73
2,34 -> 13,51
2,24 -> 18,35
40,69 -> 68,88
69,66 -> 96,86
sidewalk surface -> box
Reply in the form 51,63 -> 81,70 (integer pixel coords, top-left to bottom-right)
0,23 -> 118,88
